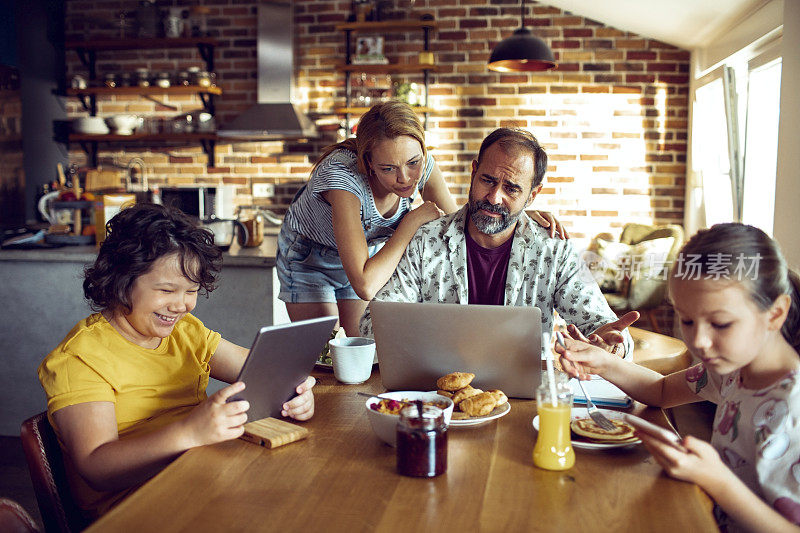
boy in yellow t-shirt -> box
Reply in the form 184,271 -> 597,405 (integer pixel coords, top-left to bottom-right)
38,203 -> 317,519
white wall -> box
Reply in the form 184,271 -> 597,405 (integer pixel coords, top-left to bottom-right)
773,0 -> 800,267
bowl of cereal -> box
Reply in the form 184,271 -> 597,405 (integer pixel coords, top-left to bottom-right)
365,391 -> 454,447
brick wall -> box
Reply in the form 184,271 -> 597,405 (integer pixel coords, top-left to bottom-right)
64,0 -> 690,332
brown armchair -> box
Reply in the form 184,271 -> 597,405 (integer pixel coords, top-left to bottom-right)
590,223 -> 684,333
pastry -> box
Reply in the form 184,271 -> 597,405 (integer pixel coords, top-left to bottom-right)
436,372 -> 475,392
570,418 -> 637,442
437,390 -> 454,399
486,389 -> 508,406
458,392 -> 497,417
452,386 -> 483,407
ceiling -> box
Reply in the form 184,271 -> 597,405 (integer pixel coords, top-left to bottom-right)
541,0 -> 767,49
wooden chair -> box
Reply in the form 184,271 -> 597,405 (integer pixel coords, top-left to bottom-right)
20,412 -> 89,533
0,498 -> 40,533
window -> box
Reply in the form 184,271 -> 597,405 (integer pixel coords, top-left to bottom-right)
741,56 -> 782,234
689,39 -> 782,234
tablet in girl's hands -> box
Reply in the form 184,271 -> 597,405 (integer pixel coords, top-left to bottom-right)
621,413 -> 683,449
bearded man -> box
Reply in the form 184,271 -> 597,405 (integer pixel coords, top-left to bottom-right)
359,127 -> 636,360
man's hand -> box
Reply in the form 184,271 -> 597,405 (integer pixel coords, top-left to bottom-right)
566,310 -> 639,355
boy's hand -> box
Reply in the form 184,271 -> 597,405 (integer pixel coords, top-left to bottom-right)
183,382 -> 249,448
281,376 -> 316,421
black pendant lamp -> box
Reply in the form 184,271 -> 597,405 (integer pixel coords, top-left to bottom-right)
488,0 -> 557,72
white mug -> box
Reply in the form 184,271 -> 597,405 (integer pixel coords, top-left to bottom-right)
330,337 -> 376,384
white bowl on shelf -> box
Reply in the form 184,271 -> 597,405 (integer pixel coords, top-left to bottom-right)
105,114 -> 141,135
72,117 -> 109,135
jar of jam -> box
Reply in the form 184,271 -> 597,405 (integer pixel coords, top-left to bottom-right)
396,404 -> 447,478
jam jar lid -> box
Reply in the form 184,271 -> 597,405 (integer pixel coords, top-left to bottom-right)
399,404 -> 444,431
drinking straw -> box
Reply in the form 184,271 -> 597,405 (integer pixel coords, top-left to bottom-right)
545,335 -> 559,408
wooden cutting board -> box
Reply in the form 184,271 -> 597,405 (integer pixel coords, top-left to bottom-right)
240,417 -> 309,449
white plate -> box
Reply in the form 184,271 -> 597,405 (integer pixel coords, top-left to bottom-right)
532,407 -> 640,449
449,402 -> 511,427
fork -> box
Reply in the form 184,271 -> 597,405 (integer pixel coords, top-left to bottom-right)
554,331 -> 616,432
574,378 -> 617,431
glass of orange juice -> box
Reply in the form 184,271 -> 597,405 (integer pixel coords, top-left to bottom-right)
533,372 -> 575,471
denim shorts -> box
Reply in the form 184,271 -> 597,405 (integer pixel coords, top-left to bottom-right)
276,225 -> 382,303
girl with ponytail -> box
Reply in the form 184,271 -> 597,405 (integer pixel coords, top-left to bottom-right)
557,223 -> 800,531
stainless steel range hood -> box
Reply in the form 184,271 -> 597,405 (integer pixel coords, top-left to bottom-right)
218,2 -> 317,140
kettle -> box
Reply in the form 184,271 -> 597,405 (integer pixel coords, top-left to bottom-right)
202,218 -> 247,251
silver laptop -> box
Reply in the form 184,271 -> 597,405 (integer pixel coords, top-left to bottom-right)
370,301 -> 542,399
228,316 -> 338,421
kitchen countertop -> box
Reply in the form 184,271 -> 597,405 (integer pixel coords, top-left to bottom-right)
0,226 -> 281,267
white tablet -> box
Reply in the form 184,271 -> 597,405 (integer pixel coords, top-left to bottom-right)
227,316 -> 337,421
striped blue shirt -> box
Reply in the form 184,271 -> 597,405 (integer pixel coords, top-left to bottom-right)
283,148 -> 434,249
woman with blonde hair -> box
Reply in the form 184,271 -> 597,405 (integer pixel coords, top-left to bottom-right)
277,101 -> 565,335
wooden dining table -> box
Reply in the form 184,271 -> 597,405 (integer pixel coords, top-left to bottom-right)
87,365 -> 718,532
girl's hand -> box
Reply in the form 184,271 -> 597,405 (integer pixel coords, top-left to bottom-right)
555,334 -> 617,380
281,376 -> 316,421
640,433 -> 727,488
530,210 -> 569,239
403,201 -> 444,231
182,382 -> 250,448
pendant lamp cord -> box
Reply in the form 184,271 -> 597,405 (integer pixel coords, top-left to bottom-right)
520,0 -> 526,29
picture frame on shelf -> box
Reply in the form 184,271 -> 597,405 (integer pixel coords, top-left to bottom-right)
353,36 -> 388,64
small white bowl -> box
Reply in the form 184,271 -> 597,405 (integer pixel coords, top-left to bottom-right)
72,116 -> 109,135
105,114 -> 141,135
365,391 -> 454,447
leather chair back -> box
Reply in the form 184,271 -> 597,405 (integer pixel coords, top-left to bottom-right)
0,498 -> 40,533
20,413 -> 89,533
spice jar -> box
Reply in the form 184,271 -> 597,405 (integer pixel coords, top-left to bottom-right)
195,70 -> 212,87
154,72 -> 171,88
177,71 -> 190,86
134,68 -> 150,87
187,66 -> 200,86
396,404 -> 447,478
103,73 -> 117,88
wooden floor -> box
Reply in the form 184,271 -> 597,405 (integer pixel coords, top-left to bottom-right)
0,436 -> 43,530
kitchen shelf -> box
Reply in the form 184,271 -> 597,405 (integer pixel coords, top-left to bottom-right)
65,37 -> 218,51
66,133 -> 218,169
68,133 -> 217,142
338,19 -> 438,131
65,37 -> 218,79
66,85 -> 222,115
333,106 -> 433,114
66,86 -> 222,97
63,37 -> 220,169
335,21 -> 438,32
337,64 -> 442,74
